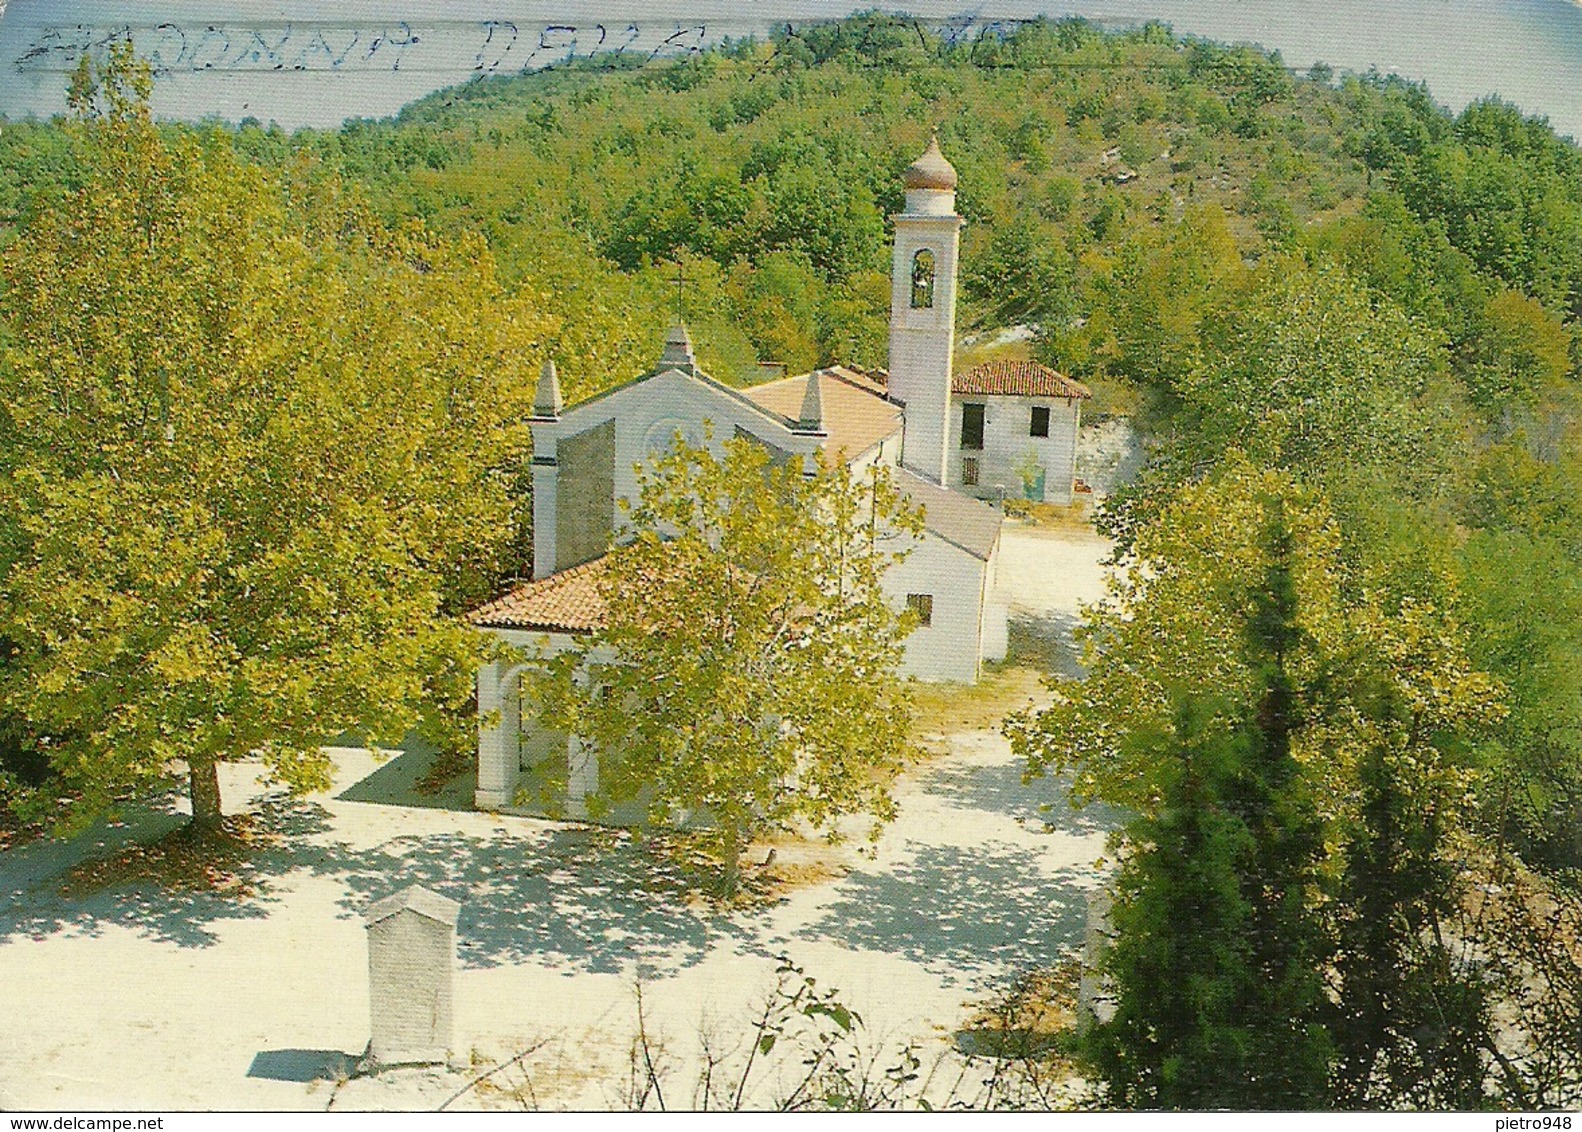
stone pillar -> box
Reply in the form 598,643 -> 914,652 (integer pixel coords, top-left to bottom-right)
363,885 -> 461,1069
475,661 -> 520,810
567,734 -> 598,819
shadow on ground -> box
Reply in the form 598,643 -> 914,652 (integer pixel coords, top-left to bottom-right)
0,797 -> 331,948
247,1048 -> 356,1083
919,757 -> 1123,837
0,788 -> 741,977
333,738 -> 472,813
316,825 -> 740,976
1006,611 -> 1084,679
811,842 -> 1090,984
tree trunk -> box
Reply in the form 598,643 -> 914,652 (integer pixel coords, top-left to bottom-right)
721,819 -> 741,898
189,758 -> 223,836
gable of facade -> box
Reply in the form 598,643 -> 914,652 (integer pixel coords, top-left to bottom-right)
528,339 -> 831,579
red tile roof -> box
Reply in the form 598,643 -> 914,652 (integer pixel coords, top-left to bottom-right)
743,368 -> 903,458
953,360 -> 1092,399
467,557 -> 607,633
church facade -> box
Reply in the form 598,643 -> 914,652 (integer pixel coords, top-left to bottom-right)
465,139 -> 1083,813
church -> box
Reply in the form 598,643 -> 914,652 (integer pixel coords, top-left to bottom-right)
465,139 -> 1089,813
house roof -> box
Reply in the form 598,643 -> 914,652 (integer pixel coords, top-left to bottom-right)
953,360 -> 1092,400
467,557 -> 606,634
743,368 -> 903,459
895,468 -> 1003,561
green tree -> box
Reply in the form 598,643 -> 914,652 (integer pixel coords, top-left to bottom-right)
1458,529 -> 1582,872
1100,251 -> 1461,551
1012,460 -> 1503,1108
1084,695 -> 1325,1108
0,46 -> 549,835
535,433 -> 922,895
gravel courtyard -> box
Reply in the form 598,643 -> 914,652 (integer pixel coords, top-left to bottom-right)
0,523 -> 1116,1111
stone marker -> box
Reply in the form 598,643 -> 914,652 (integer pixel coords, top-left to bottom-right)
362,884 -> 461,1069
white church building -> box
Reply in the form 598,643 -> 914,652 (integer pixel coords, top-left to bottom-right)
465,139 -> 1088,812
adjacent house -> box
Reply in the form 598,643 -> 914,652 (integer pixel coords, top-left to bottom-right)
949,359 -> 1090,505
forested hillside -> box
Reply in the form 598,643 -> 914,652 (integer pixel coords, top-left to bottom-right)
3,14 -> 1581,1108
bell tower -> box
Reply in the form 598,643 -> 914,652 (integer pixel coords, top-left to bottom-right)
887,136 -> 963,486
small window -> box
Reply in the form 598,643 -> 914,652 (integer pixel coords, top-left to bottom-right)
960,402 -> 985,451
910,248 -> 936,309
1030,405 -> 1050,438
962,457 -> 980,487
906,593 -> 934,627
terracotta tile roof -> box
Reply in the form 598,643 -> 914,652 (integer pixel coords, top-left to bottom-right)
953,360 -> 1092,399
743,368 -> 904,458
467,557 -> 607,633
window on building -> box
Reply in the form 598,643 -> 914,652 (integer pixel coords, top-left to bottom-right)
906,593 -> 934,627
910,249 -> 936,309
1030,405 -> 1050,438
960,402 -> 985,450
961,456 -> 980,486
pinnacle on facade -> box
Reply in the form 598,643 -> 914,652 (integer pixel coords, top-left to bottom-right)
533,357 -> 563,418
794,369 -> 826,435
659,322 -> 699,373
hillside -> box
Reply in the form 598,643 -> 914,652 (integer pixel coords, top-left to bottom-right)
236,17 -> 1581,411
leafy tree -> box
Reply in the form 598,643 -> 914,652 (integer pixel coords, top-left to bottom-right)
1012,460 -> 1503,1108
1457,529 -> 1582,873
1467,289 -> 1573,411
0,46 -> 549,835
535,433 -> 922,895
1098,251 -> 1462,551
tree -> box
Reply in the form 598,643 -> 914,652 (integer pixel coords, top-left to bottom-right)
534,432 -> 922,895
1083,695 -> 1325,1108
1011,459 -> 1504,1108
0,45 -> 551,835
1097,249 -> 1472,552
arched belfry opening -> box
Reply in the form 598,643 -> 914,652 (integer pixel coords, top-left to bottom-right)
910,248 -> 937,309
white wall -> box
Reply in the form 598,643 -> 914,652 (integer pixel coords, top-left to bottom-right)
475,628 -> 578,810
882,531 -> 989,684
946,395 -> 1082,504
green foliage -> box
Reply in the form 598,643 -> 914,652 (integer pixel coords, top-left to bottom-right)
1458,529 -> 1582,874
0,45 -> 548,831
534,434 -> 922,894
1095,244 -> 1459,551
1012,461 -> 1506,1108
1086,697 -> 1332,1109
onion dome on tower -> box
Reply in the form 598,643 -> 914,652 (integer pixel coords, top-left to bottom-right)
903,136 -> 958,192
